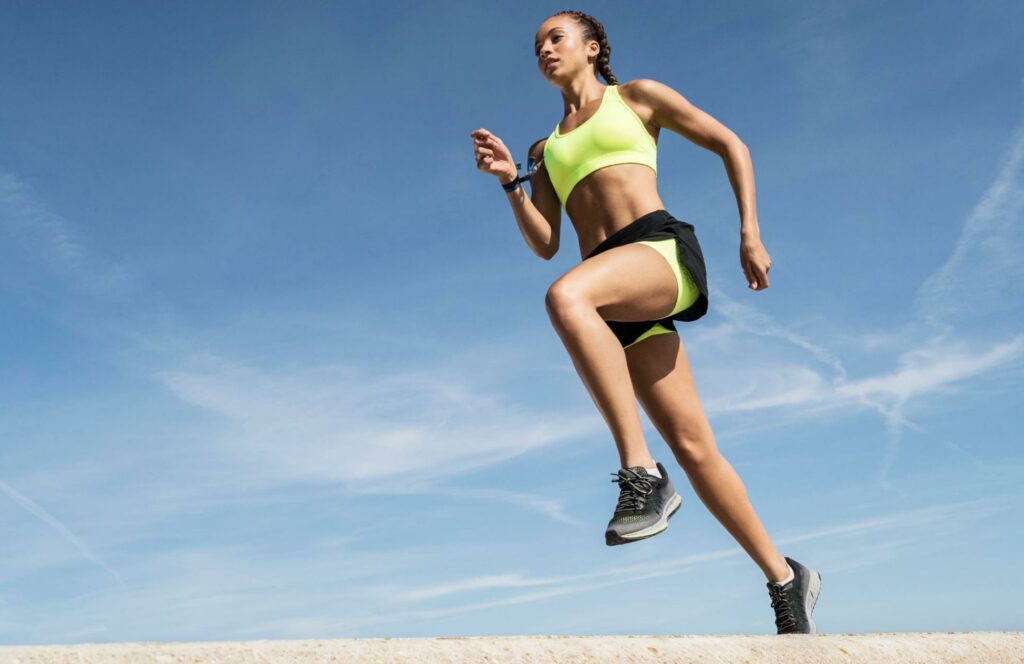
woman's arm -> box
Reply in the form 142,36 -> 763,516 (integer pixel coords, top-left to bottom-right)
471,128 -> 561,260
517,138 -> 562,259
625,79 -> 772,290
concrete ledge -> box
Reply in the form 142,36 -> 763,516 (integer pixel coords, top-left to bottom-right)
1,632 -> 1022,663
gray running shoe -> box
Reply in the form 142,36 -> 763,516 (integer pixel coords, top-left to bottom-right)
605,462 -> 682,546
767,556 -> 822,634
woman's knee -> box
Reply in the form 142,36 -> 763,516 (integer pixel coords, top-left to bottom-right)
545,278 -> 590,320
669,427 -> 719,468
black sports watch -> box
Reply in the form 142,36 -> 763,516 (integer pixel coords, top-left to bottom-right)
501,157 -> 539,192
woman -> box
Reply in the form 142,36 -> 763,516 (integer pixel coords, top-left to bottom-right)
470,10 -> 821,635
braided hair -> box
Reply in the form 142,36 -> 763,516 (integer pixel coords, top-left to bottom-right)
551,10 -> 618,85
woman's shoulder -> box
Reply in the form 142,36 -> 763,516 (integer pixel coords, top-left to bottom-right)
617,78 -> 668,102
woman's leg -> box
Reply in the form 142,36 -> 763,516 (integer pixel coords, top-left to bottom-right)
623,331 -> 792,584
545,242 -> 680,469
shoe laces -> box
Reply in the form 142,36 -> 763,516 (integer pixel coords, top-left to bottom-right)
767,582 -> 798,633
609,471 -> 655,512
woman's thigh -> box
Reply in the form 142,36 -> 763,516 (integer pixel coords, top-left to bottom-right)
547,242 -> 679,323
624,332 -> 717,461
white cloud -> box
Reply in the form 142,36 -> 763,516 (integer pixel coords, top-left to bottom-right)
690,315 -> 1022,421
0,480 -> 122,586
710,287 -> 848,382
236,496 -> 1009,636
0,171 -> 129,298
423,487 -> 585,527
837,334 -> 1024,404
689,114 -> 1024,485
156,356 -> 603,493
914,120 -> 1024,321
391,572 -> 561,602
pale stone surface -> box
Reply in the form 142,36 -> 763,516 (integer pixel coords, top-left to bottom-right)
1,632 -> 1022,663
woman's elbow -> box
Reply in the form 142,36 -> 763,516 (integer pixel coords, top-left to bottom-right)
536,242 -> 558,260
718,136 -> 749,159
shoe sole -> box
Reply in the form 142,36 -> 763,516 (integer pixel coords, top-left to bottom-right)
805,570 -> 821,634
605,491 -> 682,546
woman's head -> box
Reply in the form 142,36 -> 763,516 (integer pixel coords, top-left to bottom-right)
535,10 -> 617,86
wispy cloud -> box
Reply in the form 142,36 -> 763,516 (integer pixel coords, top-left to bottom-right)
710,288 -> 848,382
0,480 -> 123,585
691,114 -> 1024,486
914,120 -> 1024,322
696,324 -> 1023,417
423,487 -> 585,527
156,355 -> 603,494
391,572 -> 563,602
837,334 -> 1024,483
0,171 -> 129,299
236,496 -> 1009,636
695,317 -> 1023,485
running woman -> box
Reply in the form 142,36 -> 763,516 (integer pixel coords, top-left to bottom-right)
470,10 -> 821,635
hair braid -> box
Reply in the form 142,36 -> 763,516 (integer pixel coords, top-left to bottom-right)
552,10 -> 618,85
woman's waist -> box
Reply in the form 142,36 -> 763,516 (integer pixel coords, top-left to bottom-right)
580,209 -> 694,259
570,189 -> 666,257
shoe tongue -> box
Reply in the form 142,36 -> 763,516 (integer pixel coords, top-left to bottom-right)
622,466 -> 648,477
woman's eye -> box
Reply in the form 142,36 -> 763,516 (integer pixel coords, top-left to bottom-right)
536,34 -> 562,56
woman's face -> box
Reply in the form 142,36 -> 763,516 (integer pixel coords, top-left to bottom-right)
534,17 -> 597,82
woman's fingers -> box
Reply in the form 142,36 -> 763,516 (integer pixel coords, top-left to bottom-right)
739,241 -> 772,291
473,129 -> 511,153
475,147 -> 502,169
472,130 -> 510,165
484,140 -> 508,160
474,131 -> 509,156
748,261 -> 769,290
740,255 -> 755,289
471,128 -> 516,181
471,129 -> 499,146
472,129 -> 498,173
755,251 -> 772,289
475,145 -> 509,169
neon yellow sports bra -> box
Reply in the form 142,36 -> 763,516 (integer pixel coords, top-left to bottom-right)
542,84 -> 657,207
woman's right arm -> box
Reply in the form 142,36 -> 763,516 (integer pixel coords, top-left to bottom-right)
471,128 -> 561,260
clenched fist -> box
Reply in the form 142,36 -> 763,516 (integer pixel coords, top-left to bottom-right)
740,235 -> 772,290
471,128 -> 518,185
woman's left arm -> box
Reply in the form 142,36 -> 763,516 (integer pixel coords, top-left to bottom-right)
628,78 -> 772,291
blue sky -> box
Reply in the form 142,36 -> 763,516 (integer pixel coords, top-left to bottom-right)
1,0 -> 1022,644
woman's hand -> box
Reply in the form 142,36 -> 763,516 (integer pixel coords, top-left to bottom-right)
471,128 -> 518,184
740,235 -> 771,290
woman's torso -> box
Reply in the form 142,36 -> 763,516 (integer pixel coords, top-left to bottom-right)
541,81 -> 667,258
